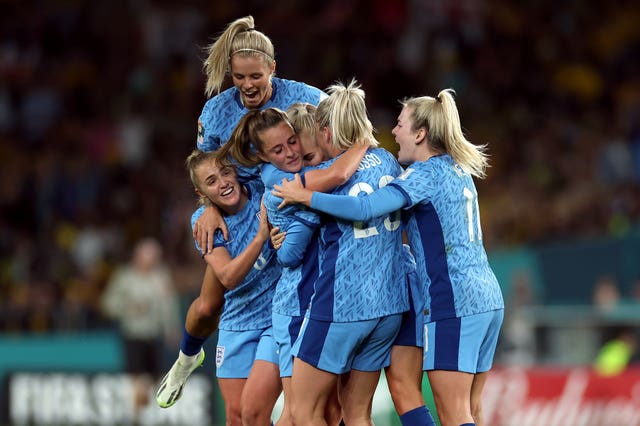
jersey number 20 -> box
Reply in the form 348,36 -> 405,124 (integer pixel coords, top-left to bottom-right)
348,175 -> 401,239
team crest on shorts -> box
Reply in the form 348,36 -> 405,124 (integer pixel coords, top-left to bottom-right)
216,345 -> 225,367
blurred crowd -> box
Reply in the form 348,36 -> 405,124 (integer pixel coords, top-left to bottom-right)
1,0 -> 640,334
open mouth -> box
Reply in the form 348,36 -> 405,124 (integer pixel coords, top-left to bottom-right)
221,187 -> 233,196
243,91 -> 259,103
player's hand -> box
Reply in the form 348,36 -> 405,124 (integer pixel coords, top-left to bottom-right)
194,205 -> 228,253
257,199 -> 270,242
272,173 -> 313,209
270,227 -> 286,250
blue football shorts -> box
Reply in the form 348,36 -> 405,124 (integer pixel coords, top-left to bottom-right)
393,265 -> 424,348
215,326 -> 278,378
272,312 -> 305,378
423,309 -> 504,373
292,314 -> 402,375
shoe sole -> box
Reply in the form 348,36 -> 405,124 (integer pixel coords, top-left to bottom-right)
156,351 -> 205,408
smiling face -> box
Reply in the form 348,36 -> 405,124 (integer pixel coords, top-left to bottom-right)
194,159 -> 244,214
230,55 -> 275,109
256,121 -> 303,172
392,106 -> 423,165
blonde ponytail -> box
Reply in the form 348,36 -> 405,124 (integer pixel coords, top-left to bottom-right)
403,89 -> 489,178
316,79 -> 377,150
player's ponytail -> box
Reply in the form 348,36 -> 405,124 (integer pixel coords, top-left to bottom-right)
316,79 -> 377,150
219,108 -> 291,167
403,89 -> 489,178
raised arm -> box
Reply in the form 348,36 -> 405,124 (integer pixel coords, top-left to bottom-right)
273,176 -> 407,222
204,202 -> 270,290
303,143 -> 368,192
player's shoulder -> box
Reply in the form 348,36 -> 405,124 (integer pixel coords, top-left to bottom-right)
273,77 -> 323,103
371,147 -> 398,162
273,77 -> 315,90
370,147 -> 401,172
201,87 -> 239,115
190,205 -> 206,230
261,163 -> 291,189
246,179 -> 265,201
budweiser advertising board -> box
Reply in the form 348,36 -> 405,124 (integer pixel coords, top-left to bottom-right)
483,367 -> 640,426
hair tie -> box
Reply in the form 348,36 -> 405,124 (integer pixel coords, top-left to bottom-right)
229,48 -> 274,62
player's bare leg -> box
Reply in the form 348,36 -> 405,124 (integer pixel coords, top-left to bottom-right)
291,358 -> 337,426
340,369 -> 380,426
470,371 -> 489,426
241,360 -> 282,426
219,378 -> 246,426
427,370 -> 474,426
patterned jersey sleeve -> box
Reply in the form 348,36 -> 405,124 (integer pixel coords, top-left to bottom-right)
190,204 -> 227,255
310,185 -> 406,221
387,162 -> 437,208
277,219 -> 318,268
271,78 -> 325,108
196,96 -> 225,153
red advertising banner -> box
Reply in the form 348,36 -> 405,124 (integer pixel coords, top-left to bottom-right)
483,367 -> 640,426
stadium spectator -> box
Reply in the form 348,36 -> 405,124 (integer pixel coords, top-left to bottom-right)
100,237 -> 180,376
594,326 -> 638,376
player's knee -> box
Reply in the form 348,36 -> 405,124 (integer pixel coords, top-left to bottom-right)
290,403 -> 307,425
195,297 -> 220,320
241,399 -> 270,425
471,400 -> 483,424
225,404 -> 242,425
387,376 -> 408,400
323,401 -> 342,425
388,377 -> 422,413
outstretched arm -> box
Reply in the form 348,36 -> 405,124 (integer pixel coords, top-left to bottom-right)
273,177 -> 407,222
204,202 -> 270,290
303,143 -> 368,192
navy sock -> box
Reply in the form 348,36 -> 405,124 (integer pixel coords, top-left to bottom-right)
399,405 -> 436,426
459,423 -> 476,426
180,328 -> 207,356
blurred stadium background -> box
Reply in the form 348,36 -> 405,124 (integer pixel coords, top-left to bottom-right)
1,1 -> 640,425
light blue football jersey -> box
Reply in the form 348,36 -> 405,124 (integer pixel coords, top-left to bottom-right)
310,148 -> 408,322
389,154 -> 504,321
197,77 -> 325,181
191,180 -> 280,331
261,162 -> 323,316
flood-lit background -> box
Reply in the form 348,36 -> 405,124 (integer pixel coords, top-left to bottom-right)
1,1 -> 639,425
